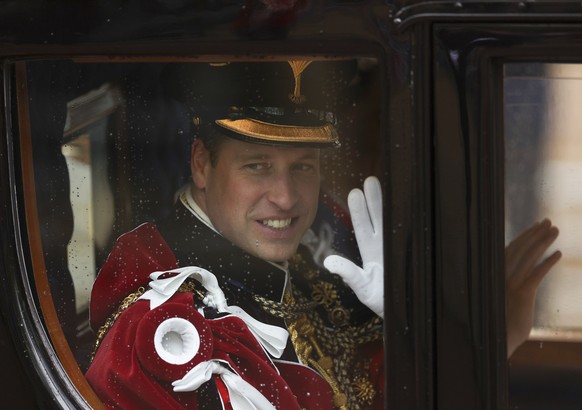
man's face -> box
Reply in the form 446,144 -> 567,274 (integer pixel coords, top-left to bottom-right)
191,138 -> 321,262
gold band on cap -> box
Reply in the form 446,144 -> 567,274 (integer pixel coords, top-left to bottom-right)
215,117 -> 339,146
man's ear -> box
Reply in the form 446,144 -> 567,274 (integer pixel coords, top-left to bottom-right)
190,139 -> 210,190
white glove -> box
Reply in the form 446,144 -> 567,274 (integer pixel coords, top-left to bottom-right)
323,176 -> 384,318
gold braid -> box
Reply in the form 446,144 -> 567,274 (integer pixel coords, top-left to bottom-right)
287,286 -> 383,410
285,253 -> 384,410
91,287 -> 146,361
251,293 -> 319,320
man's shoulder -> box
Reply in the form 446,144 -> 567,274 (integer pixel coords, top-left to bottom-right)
90,222 -> 178,332
117,221 -> 160,240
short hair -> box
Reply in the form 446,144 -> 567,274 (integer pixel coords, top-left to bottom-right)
196,124 -> 228,167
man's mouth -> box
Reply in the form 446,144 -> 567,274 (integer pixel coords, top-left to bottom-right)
261,218 -> 293,229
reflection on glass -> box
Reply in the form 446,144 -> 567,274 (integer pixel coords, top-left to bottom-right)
505,63 -> 582,340
62,134 -> 99,314
62,84 -> 120,315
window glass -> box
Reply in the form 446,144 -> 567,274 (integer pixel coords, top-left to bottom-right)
505,62 -> 582,340
20,58 -> 384,407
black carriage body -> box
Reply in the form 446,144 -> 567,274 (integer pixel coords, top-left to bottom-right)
1,1 -> 582,409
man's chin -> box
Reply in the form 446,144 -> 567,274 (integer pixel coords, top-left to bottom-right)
248,245 -> 297,264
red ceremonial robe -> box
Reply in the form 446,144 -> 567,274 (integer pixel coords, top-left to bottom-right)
86,222 -> 335,409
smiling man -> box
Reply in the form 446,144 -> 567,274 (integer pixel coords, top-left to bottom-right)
87,60 -> 388,410
86,60 -> 561,410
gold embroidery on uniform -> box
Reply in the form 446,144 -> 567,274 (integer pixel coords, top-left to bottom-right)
287,252 -> 383,410
329,306 -> 350,327
286,299 -> 348,409
311,282 -> 337,307
353,374 -> 376,405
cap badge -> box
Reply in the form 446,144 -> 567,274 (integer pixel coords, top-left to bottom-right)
288,60 -> 312,105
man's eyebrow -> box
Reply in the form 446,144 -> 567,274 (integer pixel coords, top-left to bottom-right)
234,151 -> 320,161
300,152 -> 320,160
296,153 -> 321,162
234,152 -> 271,161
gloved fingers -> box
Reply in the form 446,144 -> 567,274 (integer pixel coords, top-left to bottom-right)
348,178 -> 383,265
323,254 -> 363,289
348,188 -> 377,256
363,176 -> 383,235
347,177 -> 382,237
348,187 -> 370,232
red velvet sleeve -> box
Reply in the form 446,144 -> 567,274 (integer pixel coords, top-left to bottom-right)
89,223 -> 178,332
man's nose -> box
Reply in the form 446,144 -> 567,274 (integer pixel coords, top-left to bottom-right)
267,173 -> 298,210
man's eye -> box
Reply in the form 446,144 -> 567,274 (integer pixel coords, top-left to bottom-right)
244,162 -> 269,171
294,163 -> 315,172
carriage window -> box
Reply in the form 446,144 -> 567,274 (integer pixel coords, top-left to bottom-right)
505,62 -> 582,408
505,63 -> 582,341
18,58 -> 384,407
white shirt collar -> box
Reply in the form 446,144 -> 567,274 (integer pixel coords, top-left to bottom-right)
179,185 -> 218,233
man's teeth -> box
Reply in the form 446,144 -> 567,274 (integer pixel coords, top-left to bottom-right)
262,218 -> 292,229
